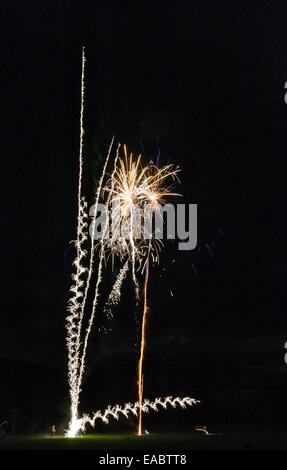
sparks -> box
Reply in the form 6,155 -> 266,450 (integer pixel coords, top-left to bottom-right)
101,149 -> 181,272
137,237 -> 151,435
66,47 -> 89,430
65,396 -> 199,437
101,150 -> 182,435
103,260 -> 129,320
66,50 -> 198,439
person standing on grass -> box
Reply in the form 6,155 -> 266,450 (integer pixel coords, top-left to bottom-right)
51,424 -> 56,437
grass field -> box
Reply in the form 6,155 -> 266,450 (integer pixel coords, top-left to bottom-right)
0,430 -> 287,450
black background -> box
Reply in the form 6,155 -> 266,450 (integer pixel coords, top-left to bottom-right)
1,0 -> 287,437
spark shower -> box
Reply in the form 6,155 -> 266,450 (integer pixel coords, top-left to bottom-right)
65,48 -> 199,438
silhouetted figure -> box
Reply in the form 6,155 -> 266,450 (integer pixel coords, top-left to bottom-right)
0,421 -> 7,439
51,424 -> 56,437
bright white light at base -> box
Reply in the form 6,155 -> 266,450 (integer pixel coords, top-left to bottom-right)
65,417 -> 83,438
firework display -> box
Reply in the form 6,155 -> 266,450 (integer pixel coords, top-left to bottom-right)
65,49 -> 198,438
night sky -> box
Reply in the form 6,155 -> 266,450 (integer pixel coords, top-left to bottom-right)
1,0 -> 287,433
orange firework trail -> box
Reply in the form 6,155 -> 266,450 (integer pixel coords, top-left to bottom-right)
137,238 -> 152,435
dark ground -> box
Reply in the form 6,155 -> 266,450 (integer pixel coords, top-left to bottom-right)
0,431 -> 287,450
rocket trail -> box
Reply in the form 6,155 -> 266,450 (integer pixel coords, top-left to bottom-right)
66,50 -> 117,436
77,137 -> 115,395
103,260 -> 129,320
77,141 -> 121,386
66,396 -> 199,437
137,237 -> 152,435
66,47 -> 89,427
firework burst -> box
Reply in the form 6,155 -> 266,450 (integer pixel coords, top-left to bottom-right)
65,49 -> 198,438
100,148 -> 182,434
